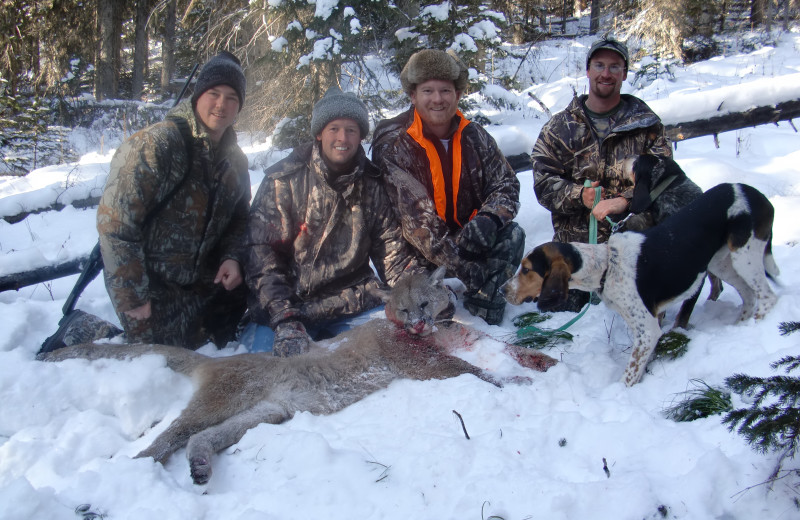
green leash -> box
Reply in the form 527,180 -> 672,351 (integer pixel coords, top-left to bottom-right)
514,180 -> 600,341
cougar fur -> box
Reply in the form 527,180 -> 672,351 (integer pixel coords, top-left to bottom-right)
40,266 -> 556,485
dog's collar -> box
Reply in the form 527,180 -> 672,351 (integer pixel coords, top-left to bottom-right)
599,267 -> 608,293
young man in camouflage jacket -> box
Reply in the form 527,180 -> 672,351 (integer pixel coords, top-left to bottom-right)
244,86 -> 423,356
532,38 -> 672,310
97,52 -> 251,348
372,49 -> 524,325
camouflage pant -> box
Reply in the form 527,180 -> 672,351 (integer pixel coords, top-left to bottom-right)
118,275 -> 247,349
462,221 -> 525,325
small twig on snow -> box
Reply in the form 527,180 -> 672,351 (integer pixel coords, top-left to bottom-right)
452,409 -> 470,440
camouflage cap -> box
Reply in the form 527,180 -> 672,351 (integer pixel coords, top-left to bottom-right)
586,38 -> 629,71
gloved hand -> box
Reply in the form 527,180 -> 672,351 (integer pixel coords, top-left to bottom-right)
273,320 -> 311,357
454,257 -> 489,291
457,213 -> 499,258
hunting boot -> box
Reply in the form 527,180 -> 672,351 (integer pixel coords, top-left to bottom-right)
38,310 -> 122,356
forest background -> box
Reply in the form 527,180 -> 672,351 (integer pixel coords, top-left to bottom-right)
2,0 -> 799,175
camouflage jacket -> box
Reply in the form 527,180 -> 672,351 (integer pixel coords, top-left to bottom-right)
372,107 -> 520,270
532,94 -> 671,243
245,141 -> 421,328
97,99 -> 251,313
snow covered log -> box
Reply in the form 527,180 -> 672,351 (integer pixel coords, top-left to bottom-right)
2,195 -> 101,224
0,256 -> 86,292
665,98 -> 800,142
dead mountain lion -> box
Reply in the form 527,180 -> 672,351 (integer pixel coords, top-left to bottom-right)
40,267 -> 556,485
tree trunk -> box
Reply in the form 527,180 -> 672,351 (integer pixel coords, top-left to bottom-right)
112,0 -> 124,97
95,0 -> 115,101
751,0 -> 765,26
765,0 -> 775,30
782,0 -> 790,30
132,0 -> 150,100
161,0 -> 177,95
590,0 -> 601,34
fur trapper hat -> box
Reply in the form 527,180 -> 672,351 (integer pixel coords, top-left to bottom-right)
310,86 -> 370,139
400,49 -> 469,95
191,51 -> 246,110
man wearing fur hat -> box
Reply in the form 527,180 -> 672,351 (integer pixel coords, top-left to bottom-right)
95,51 -> 251,349
372,49 -> 524,325
532,37 -> 671,311
243,86 -> 424,355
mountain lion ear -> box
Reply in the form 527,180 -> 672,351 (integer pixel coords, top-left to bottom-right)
430,265 -> 447,284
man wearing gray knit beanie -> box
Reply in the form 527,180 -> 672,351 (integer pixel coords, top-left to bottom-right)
371,49 -> 524,325
242,85 -> 424,356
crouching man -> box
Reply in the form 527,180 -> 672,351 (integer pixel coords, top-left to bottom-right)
243,86 -> 424,356
372,49 -> 524,325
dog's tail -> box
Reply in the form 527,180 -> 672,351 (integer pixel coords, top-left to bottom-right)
37,343 -> 207,376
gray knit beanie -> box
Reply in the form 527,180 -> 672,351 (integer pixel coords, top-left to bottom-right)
310,86 -> 370,139
191,51 -> 246,110
400,49 -> 469,96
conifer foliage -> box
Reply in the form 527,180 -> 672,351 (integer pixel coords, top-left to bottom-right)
724,345 -> 800,476
724,355 -> 800,455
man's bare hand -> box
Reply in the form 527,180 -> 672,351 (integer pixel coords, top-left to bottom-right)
582,181 -> 602,208
592,197 -> 629,220
214,259 -> 243,290
125,301 -> 152,320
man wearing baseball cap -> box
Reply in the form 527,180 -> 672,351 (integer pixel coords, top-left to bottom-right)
372,49 -> 524,326
531,37 -> 672,311
243,86 -> 423,355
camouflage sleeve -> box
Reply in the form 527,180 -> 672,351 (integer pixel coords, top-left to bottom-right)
218,157 -> 251,266
470,126 -> 520,226
244,174 -> 302,328
368,180 -> 426,286
646,123 -> 672,159
97,125 -> 185,312
531,117 -> 586,218
378,152 -> 460,271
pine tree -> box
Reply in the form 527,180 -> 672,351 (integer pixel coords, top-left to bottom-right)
223,0 -> 400,146
724,352 -> 800,480
390,0 -> 508,90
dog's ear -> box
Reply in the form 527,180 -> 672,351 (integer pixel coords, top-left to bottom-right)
662,156 -> 687,179
630,156 -> 654,214
539,257 -> 572,308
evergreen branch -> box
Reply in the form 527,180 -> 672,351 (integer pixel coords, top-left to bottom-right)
779,322 -> 800,336
663,379 -> 731,422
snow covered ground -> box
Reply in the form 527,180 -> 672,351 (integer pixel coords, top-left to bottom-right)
1,32 -> 800,519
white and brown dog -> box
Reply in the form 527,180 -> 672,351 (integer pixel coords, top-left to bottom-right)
502,183 -> 779,386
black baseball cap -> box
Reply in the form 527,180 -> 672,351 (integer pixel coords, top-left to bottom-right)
586,38 -> 629,70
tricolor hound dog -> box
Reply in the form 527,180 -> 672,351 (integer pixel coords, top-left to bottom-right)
625,153 -> 724,312
502,183 -> 779,386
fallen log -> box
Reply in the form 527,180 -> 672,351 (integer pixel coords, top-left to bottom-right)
2,195 -> 101,224
665,98 -> 800,143
0,256 -> 88,292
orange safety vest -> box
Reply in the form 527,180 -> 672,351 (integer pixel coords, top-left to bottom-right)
406,109 -> 476,227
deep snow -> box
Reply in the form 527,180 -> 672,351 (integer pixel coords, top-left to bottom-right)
1,32 -> 800,520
